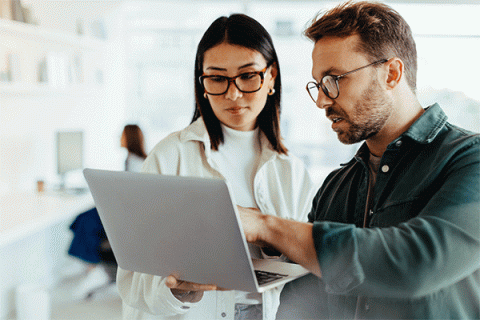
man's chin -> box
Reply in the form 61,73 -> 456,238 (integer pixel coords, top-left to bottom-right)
336,132 -> 358,145
336,127 -> 375,145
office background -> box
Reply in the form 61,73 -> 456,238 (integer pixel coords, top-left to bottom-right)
0,0 -> 479,318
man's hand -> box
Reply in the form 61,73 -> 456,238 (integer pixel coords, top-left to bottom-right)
237,206 -> 269,246
165,275 -> 217,303
237,206 -> 322,277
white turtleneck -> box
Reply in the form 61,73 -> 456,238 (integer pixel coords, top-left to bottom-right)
210,124 -> 261,209
210,124 -> 263,305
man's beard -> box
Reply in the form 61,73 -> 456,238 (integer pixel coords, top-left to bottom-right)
334,78 -> 393,145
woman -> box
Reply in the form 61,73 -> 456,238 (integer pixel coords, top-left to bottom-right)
117,14 -> 315,320
121,124 -> 148,172
69,124 -> 147,299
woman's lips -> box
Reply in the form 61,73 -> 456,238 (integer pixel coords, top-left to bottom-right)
227,107 -> 247,115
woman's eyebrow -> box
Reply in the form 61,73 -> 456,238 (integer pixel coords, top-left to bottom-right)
205,66 -> 227,72
238,62 -> 259,70
204,62 -> 260,72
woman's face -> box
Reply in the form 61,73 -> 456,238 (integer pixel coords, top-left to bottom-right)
120,131 -> 127,148
202,43 -> 277,131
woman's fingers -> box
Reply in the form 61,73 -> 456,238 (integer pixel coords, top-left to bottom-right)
165,275 -> 217,291
165,275 -> 179,288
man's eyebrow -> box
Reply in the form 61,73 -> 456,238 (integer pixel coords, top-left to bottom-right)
313,66 -> 342,81
322,66 -> 344,77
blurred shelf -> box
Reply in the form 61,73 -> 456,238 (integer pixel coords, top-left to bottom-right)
0,82 -> 104,96
0,18 -> 106,50
0,19 -> 106,96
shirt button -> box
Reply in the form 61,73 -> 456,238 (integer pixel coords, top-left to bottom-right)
221,312 -> 227,317
395,140 -> 402,147
381,165 -> 390,173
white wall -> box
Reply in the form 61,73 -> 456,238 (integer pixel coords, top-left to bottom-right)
0,3 -> 125,317
0,1 -> 126,192
20,0 -> 122,34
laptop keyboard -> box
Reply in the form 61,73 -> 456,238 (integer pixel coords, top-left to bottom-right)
255,270 -> 288,285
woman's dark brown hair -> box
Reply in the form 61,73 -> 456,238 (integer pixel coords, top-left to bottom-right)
122,124 -> 147,159
192,14 -> 287,154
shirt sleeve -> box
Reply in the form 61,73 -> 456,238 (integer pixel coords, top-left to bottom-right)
258,154 -> 317,223
312,139 -> 480,298
117,267 -> 198,316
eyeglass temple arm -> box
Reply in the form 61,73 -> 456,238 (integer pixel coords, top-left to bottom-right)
338,58 -> 389,79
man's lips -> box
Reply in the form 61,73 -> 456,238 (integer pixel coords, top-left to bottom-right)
326,108 -> 346,124
327,114 -> 345,124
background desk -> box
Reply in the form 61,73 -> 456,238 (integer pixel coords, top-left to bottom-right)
0,191 -> 94,319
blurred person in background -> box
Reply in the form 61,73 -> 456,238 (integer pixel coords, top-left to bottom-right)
121,124 -> 148,172
68,124 -> 148,299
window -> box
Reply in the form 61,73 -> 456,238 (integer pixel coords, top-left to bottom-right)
120,1 -> 480,186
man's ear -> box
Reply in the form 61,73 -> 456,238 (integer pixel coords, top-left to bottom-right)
385,58 -> 403,89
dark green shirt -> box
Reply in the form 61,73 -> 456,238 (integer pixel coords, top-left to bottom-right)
309,104 -> 480,319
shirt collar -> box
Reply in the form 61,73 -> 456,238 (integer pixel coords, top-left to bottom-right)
352,103 -> 448,163
180,117 -> 211,148
401,103 -> 447,144
179,117 -> 284,160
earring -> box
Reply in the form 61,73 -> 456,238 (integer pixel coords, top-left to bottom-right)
268,88 -> 276,96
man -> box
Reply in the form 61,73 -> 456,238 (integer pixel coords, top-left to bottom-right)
239,1 -> 480,319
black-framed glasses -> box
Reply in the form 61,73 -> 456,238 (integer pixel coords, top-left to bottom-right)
199,66 -> 268,95
306,59 -> 388,102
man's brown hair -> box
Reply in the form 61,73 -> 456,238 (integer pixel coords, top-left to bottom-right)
304,1 -> 417,92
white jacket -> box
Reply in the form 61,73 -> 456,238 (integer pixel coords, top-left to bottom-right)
117,118 -> 316,320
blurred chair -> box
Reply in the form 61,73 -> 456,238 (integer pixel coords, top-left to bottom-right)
68,207 -> 117,300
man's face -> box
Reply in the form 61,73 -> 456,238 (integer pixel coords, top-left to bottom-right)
311,34 -> 393,144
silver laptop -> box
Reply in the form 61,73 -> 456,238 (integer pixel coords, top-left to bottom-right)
83,168 -> 309,293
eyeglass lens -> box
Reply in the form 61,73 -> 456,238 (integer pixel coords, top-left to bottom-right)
307,82 -> 319,101
321,76 -> 338,99
307,76 -> 338,102
203,73 -> 262,95
307,59 -> 388,103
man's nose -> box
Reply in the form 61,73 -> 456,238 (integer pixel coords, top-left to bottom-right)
315,89 -> 334,110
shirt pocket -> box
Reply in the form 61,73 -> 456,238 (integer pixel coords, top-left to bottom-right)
370,197 -> 424,227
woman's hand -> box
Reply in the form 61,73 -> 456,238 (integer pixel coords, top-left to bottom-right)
165,275 -> 218,303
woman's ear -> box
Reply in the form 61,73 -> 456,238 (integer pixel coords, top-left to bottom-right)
267,62 -> 278,89
385,58 -> 403,90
